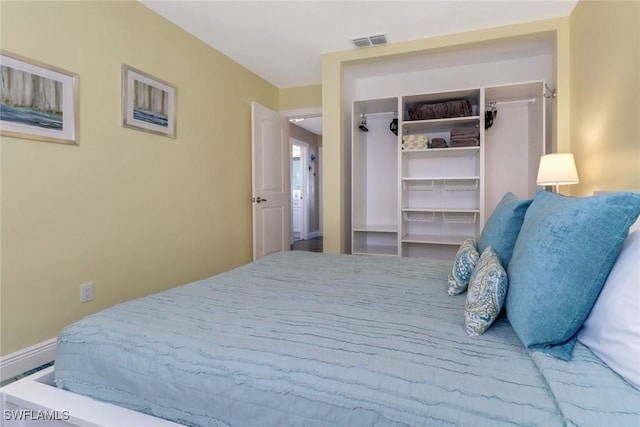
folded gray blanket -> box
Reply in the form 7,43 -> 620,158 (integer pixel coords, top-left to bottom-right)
429,138 -> 448,148
451,128 -> 480,138
450,138 -> 479,147
408,99 -> 473,120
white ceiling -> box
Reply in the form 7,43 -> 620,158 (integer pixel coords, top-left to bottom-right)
291,116 -> 323,135
140,0 -> 578,134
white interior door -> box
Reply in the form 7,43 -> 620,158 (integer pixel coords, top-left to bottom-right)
251,102 -> 291,260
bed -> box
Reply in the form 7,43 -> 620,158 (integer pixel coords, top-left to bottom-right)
3,190 -> 640,426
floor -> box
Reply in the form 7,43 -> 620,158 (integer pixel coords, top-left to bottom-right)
291,236 -> 323,252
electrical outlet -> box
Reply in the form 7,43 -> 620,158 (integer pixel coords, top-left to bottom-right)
80,282 -> 94,303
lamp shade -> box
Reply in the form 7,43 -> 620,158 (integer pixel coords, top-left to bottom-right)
536,153 -> 579,186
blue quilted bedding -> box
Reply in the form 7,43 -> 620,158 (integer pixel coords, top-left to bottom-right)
55,251 -> 640,426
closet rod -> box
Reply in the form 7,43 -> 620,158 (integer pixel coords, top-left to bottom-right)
362,111 -> 396,118
487,98 -> 536,107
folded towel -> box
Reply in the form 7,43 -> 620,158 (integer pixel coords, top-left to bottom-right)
450,135 -> 479,141
402,134 -> 429,150
450,138 -> 479,147
403,134 -> 428,144
433,103 -> 447,119
450,136 -> 478,142
402,140 -> 428,150
451,128 -> 480,138
445,100 -> 473,118
408,105 -> 433,120
429,138 -> 448,148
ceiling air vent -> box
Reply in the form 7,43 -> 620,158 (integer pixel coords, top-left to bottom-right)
352,37 -> 371,48
352,34 -> 388,48
369,34 -> 388,45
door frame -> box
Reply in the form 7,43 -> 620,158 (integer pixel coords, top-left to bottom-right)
291,138 -> 309,242
281,107 -> 322,241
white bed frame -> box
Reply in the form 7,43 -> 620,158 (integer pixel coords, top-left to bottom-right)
1,367 -> 180,427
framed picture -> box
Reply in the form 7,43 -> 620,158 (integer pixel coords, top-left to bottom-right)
0,50 -> 79,145
122,64 -> 176,138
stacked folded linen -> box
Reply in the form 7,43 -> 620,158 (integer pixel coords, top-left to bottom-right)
429,137 -> 448,148
407,99 -> 473,120
450,128 -> 480,147
402,134 -> 428,150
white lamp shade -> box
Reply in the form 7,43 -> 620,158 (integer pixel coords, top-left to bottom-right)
536,153 -> 580,186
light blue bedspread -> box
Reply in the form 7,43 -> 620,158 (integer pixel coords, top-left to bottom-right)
55,252 -> 639,426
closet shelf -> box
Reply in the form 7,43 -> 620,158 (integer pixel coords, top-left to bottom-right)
352,246 -> 399,257
353,225 -> 398,233
403,211 -> 436,222
402,177 -> 479,191
402,208 -> 479,223
442,211 -> 478,224
443,178 -> 479,191
401,146 -> 480,158
402,179 -> 435,191
402,116 -> 480,134
402,234 -> 469,246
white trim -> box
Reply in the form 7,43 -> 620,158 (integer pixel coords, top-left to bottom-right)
309,231 -> 321,239
1,366 -> 181,426
318,146 -> 323,237
0,338 -> 56,382
279,107 -> 322,119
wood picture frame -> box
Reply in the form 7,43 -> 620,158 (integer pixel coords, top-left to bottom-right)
122,64 -> 176,138
0,50 -> 79,145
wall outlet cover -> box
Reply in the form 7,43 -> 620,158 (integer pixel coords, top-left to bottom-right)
80,282 -> 94,303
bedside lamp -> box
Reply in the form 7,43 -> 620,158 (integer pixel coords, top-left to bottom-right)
536,153 -> 580,192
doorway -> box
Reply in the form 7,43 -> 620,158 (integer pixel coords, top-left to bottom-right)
291,139 -> 309,243
284,108 -> 323,253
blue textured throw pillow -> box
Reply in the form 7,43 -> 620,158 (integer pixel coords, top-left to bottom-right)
447,238 -> 479,295
464,247 -> 508,336
478,192 -> 532,268
506,190 -> 640,360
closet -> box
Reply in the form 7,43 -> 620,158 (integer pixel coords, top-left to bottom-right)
351,81 -> 545,259
352,97 -> 399,256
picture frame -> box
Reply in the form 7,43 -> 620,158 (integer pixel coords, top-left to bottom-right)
122,64 -> 176,138
0,50 -> 79,145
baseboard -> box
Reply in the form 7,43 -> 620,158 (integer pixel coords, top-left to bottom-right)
0,338 -> 56,382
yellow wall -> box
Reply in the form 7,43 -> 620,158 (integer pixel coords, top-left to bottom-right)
321,18 -> 571,253
569,0 -> 640,196
0,1 -> 278,355
280,84 -> 322,111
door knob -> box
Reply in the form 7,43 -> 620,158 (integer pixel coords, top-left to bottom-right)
252,196 -> 267,203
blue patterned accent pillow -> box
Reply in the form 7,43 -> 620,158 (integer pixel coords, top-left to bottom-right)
464,247 -> 508,336
478,192 -> 532,268
447,238 -> 479,295
506,190 -> 640,360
